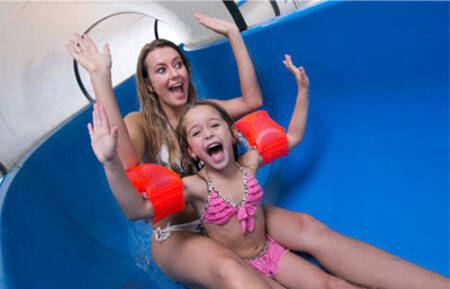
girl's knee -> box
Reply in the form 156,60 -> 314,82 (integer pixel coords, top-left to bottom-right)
295,213 -> 333,247
298,213 -> 328,233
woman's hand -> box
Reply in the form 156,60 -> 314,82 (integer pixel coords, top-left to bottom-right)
65,33 -> 111,75
282,54 -> 310,91
194,13 -> 239,38
88,104 -> 119,164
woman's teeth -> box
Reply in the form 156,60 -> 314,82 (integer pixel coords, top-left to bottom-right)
169,85 -> 183,93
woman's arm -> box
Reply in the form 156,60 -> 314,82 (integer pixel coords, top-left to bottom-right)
88,104 -> 152,220
66,34 -> 143,169
195,14 -> 263,120
282,54 -> 310,150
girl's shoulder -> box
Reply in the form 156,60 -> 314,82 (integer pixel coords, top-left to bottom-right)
238,149 -> 261,177
182,174 -> 208,201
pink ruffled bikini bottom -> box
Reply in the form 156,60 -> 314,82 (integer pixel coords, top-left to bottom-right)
245,235 -> 289,278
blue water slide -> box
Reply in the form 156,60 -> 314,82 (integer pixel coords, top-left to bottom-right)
1,2 -> 448,288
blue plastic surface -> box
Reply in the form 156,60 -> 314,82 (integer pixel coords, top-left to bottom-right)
1,2 -> 448,288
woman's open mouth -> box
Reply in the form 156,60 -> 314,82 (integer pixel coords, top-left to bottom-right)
169,84 -> 184,97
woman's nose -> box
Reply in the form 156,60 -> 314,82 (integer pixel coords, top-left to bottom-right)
168,67 -> 180,78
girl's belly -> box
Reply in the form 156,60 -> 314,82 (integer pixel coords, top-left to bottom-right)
205,209 -> 267,259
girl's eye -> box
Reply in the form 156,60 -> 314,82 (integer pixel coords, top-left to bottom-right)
212,123 -> 220,128
191,131 -> 200,137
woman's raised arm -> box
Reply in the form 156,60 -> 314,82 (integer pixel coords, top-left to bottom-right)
66,34 -> 144,169
194,14 -> 263,120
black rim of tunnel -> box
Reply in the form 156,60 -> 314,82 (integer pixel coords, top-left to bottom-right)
73,12 -> 158,103
223,0 -> 247,32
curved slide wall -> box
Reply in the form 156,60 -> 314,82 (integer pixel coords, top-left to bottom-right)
1,2 -> 448,289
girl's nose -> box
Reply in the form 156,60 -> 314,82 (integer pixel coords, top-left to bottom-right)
204,128 -> 214,139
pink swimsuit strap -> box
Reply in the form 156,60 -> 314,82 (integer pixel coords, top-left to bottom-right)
201,167 -> 263,235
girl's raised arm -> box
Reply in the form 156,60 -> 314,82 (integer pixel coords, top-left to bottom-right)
194,14 -> 263,120
66,34 -> 143,169
239,55 -> 309,171
282,54 -> 310,150
88,104 -> 153,220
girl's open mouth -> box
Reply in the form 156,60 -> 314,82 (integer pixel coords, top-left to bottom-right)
206,142 -> 224,163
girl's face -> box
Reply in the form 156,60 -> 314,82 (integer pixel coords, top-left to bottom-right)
183,105 -> 237,171
145,46 -> 189,110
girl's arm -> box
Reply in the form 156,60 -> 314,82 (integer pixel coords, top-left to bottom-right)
240,55 -> 309,170
282,54 -> 310,150
89,104 -> 195,221
88,104 -> 152,220
66,34 -> 144,169
195,14 -> 263,120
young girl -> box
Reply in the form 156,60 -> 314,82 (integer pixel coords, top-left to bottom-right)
89,54 -> 366,288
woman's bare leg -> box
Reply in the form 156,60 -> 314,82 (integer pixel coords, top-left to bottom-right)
261,275 -> 286,289
152,231 -> 274,289
264,206 -> 449,289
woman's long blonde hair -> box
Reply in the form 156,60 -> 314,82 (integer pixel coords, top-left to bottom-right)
136,39 -> 198,169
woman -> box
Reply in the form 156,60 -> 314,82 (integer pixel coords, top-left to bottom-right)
66,14 -> 448,289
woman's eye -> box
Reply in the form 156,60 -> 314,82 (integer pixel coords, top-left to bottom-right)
156,67 -> 166,73
175,61 -> 183,69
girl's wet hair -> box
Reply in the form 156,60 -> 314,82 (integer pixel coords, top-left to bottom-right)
177,100 -> 239,174
135,39 -> 198,168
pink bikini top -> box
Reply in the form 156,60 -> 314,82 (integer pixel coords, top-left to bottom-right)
201,165 -> 263,235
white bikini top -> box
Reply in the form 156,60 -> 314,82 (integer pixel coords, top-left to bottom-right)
154,144 -> 185,176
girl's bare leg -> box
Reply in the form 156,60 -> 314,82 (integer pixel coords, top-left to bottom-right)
152,231 -> 274,289
275,251 -> 365,289
264,206 -> 449,289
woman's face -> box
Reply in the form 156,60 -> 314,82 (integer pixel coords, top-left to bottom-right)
145,46 -> 189,110
183,105 -> 236,171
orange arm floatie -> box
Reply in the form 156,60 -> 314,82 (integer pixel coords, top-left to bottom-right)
126,164 -> 184,224
234,111 -> 288,165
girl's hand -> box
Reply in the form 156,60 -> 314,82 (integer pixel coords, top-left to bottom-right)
87,104 -> 119,164
65,33 -> 111,74
283,54 -> 310,90
194,13 -> 239,38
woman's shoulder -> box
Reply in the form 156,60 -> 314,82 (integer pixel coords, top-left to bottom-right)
124,111 -> 145,125
124,111 -> 147,135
